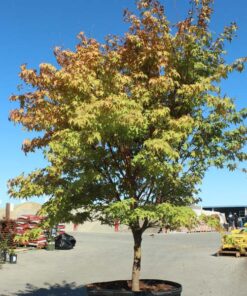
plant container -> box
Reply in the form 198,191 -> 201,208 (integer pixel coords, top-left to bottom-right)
9,253 -> 17,264
46,241 -> 55,251
0,251 -> 5,264
86,279 -> 182,296
3,251 -> 10,262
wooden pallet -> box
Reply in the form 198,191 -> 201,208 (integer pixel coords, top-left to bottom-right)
217,249 -> 246,257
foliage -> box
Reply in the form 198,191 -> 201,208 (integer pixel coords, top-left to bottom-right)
9,248 -> 16,256
222,234 -> 237,246
8,0 -> 247,291
103,199 -> 197,230
200,213 -> 223,231
222,230 -> 247,253
0,239 -> 9,252
13,228 -> 43,246
8,0 -> 246,229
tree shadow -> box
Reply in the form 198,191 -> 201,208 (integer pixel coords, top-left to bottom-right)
7,281 -> 87,296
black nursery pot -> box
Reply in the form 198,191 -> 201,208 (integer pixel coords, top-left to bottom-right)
0,251 -> 5,264
3,251 -> 10,262
9,253 -> 17,264
86,279 -> 182,296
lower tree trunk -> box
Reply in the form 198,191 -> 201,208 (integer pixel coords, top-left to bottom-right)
131,229 -> 142,292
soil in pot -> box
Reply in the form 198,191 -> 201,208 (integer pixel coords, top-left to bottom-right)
86,279 -> 182,295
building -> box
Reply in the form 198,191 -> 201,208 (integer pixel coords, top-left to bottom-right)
203,206 -> 247,219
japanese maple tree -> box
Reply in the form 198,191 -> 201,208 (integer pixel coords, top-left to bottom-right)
9,0 -> 246,291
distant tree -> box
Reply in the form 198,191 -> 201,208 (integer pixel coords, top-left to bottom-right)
9,0 -> 246,291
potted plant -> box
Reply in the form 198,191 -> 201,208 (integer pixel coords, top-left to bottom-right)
46,239 -> 55,251
8,0 -> 246,294
0,240 -> 7,264
45,228 -> 56,251
46,236 -> 55,251
0,239 -> 10,263
9,248 -> 17,264
3,244 -> 10,263
0,251 -> 4,265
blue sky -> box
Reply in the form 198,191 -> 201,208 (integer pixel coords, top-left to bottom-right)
0,0 -> 246,207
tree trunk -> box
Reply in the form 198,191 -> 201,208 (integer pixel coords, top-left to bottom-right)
131,229 -> 142,291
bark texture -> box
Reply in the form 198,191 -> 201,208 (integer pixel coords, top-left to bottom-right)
131,229 -> 142,291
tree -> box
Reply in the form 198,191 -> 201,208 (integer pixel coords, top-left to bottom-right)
9,0 -> 246,291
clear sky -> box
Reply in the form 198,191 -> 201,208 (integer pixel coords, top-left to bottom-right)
0,0 -> 246,207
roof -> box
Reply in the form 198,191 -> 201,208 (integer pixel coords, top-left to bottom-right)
203,205 -> 247,208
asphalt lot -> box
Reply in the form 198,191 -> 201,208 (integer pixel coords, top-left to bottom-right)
0,232 -> 246,296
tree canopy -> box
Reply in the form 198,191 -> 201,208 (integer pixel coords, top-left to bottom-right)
9,0 -> 246,228
8,0 -> 247,290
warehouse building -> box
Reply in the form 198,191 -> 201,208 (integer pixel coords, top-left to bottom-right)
203,205 -> 247,220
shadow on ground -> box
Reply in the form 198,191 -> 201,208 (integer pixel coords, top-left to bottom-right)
6,281 -> 87,296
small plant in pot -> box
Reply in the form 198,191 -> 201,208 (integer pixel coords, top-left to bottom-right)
0,239 -> 9,264
9,248 -> 17,264
45,230 -> 56,251
8,0 -> 247,294
3,245 -> 10,263
0,251 -> 5,265
46,238 -> 55,251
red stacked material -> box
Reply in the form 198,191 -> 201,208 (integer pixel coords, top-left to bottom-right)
28,234 -> 47,248
15,215 -> 66,248
57,224 -> 66,235
1,214 -> 67,249
15,215 -> 47,248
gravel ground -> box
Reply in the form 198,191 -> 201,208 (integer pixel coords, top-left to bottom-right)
0,232 -> 246,296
